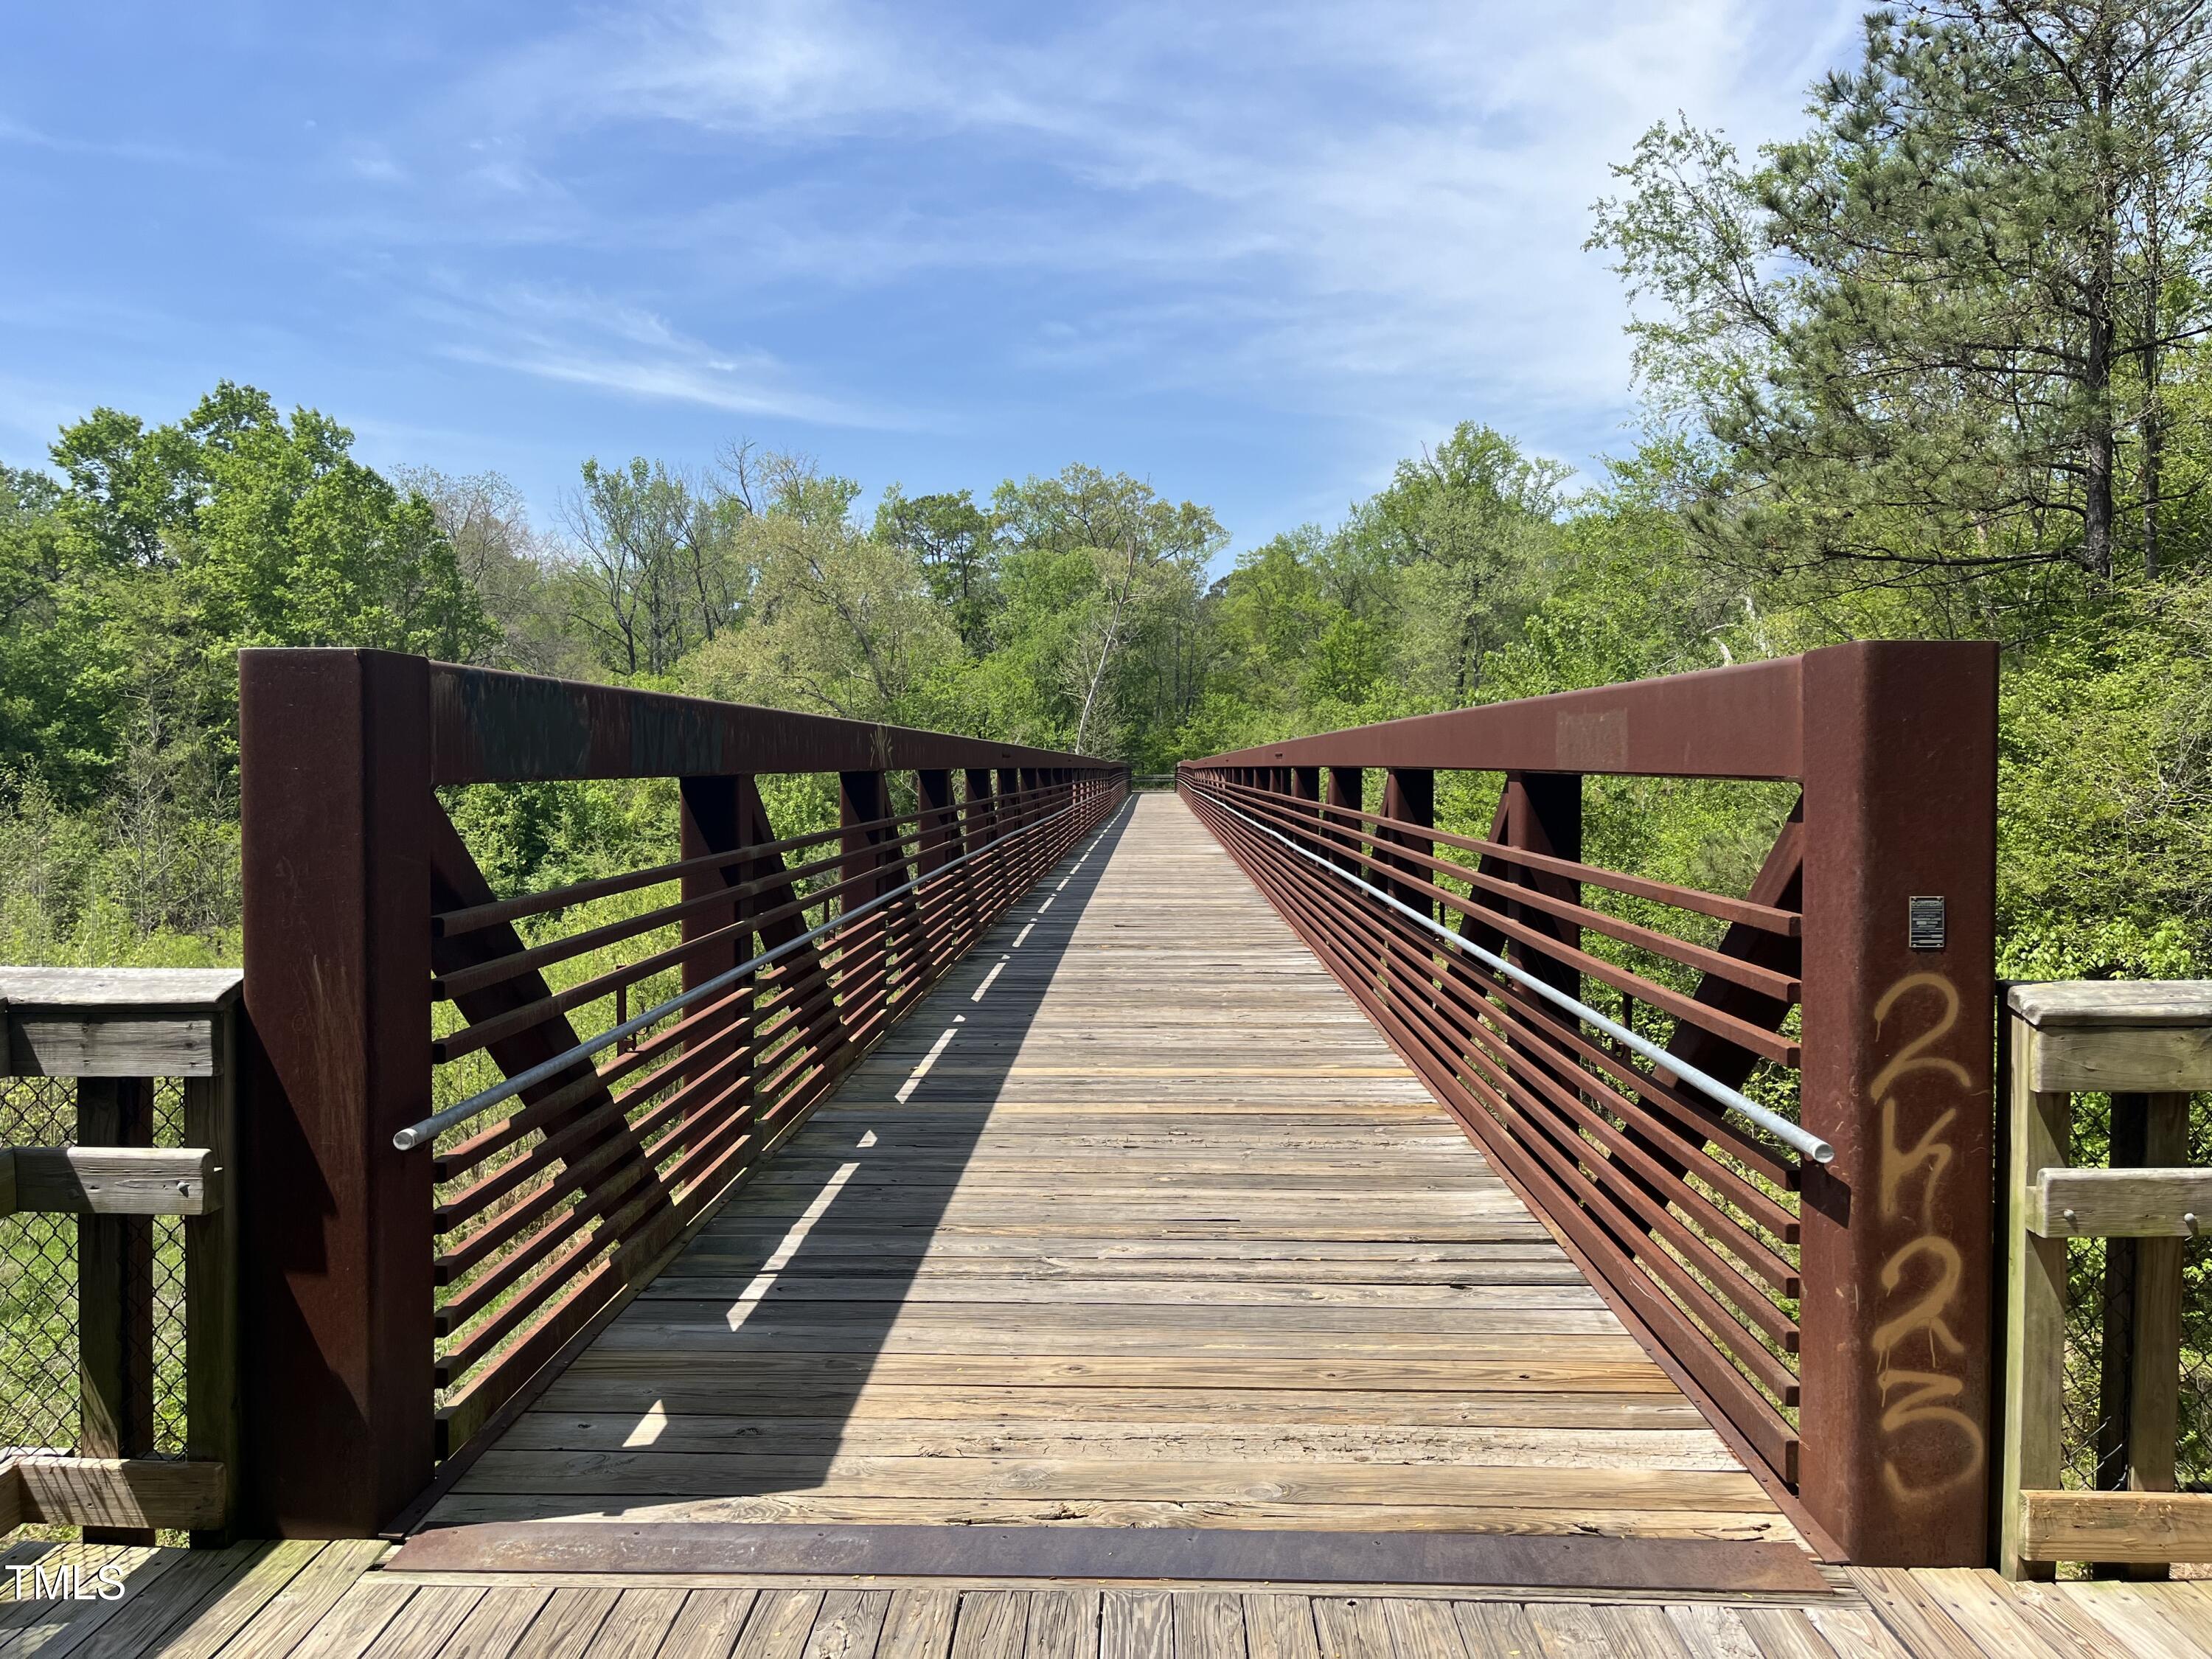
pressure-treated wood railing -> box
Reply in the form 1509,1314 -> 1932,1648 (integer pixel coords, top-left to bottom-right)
2001,980 -> 2212,1577
0,969 -> 240,1543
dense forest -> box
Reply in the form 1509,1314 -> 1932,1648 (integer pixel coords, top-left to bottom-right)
1,1 -> 2208,987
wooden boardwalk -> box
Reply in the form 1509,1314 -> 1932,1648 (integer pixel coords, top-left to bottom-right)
420,793 -> 1787,1543
15,1537 -> 2212,1657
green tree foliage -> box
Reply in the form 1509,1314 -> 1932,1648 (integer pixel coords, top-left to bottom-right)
559,454 -> 748,679
988,465 -> 1225,760
687,453 -> 955,725
2,383 -> 493,809
874,487 -> 997,654
1591,1 -> 2212,621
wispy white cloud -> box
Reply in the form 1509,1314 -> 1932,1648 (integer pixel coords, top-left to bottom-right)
0,110 -> 229,170
421,279 -> 914,428
425,0 -> 1861,455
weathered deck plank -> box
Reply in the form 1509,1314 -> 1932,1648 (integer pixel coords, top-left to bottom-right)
11,1539 -> 2212,1657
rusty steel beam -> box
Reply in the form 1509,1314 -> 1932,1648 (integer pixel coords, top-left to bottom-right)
1796,640 -> 1997,1568
331,654 -> 1114,784
1377,768 -> 1434,916
386,1520 -> 1830,1593
1190,653 -> 1803,779
237,648 -> 436,1537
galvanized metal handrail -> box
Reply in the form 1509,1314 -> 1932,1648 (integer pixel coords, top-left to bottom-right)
394,796 -> 1113,1152
1200,787 -> 1832,1166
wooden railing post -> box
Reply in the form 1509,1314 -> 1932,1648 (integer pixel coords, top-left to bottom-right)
1797,640 -> 1998,1566
2000,982 -> 2212,1577
77,1074 -> 155,1545
184,1001 -> 241,1546
238,647 -> 436,1537
1,969 -> 241,1540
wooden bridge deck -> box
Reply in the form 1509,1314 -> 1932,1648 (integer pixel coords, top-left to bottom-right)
18,1536 -> 2212,1659
19,1536 -> 2212,1659
419,793 -> 1789,1545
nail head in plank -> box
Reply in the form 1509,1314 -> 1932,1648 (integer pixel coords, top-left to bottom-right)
2017,1489 -> 2212,1565
2028,1167 -> 2212,1239
6,1146 -> 220,1215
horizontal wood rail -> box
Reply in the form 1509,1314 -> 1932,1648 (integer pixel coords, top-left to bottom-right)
2001,979 -> 2212,1578
237,647 -> 1127,1536
0,967 -> 243,1544
0,1455 -> 227,1534
1183,641 -> 2000,1568
1,1145 -> 221,1215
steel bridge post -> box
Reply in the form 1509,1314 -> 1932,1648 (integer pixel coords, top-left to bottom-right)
1797,640 -> 1997,1566
965,768 -> 996,849
1501,771 -> 1582,1048
917,770 -> 956,874
1324,767 -> 1363,873
237,648 -> 436,1536
1378,767 -> 1433,915
680,776 -> 749,1063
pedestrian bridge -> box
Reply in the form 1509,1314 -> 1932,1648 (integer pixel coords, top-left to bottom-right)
417,793 -> 1790,1550
7,643 -> 2212,1657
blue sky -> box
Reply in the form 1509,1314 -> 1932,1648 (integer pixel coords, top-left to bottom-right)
2,2 -> 1863,564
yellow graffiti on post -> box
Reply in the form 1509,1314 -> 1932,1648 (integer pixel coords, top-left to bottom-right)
1869,971 -> 1986,1500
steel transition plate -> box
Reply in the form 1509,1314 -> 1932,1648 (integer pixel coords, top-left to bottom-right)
386,1522 -> 1829,1593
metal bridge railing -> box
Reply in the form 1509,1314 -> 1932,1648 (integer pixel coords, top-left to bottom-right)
1180,641 -> 2000,1570
235,648 -> 1125,1536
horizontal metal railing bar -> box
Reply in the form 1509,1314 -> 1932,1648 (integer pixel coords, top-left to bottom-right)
423,655 -> 1117,785
431,797 -> 997,1002
434,1011 -> 762,1236
434,978 -> 763,1183
434,791 -> 1094,1259
434,781 -> 1068,939
1194,787 -> 1805,1460
1213,781 -> 1803,1004
397,796 -> 1090,1151
431,785 -> 1119,1419
1190,775 -> 1802,936
434,801 -> 1097,1336
1199,796 -> 1806,1307
1189,784 -> 1830,1165
1206,797 -> 1801,1218
1175,654 -> 1805,780
431,801 -> 914,938
1484,973 -> 1800,1197
429,785 -> 1079,1062
1194,782 -> 1800,1068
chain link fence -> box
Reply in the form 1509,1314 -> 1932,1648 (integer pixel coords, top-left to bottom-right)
1,1075 -> 190,1461
2057,1088 -> 2212,1496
